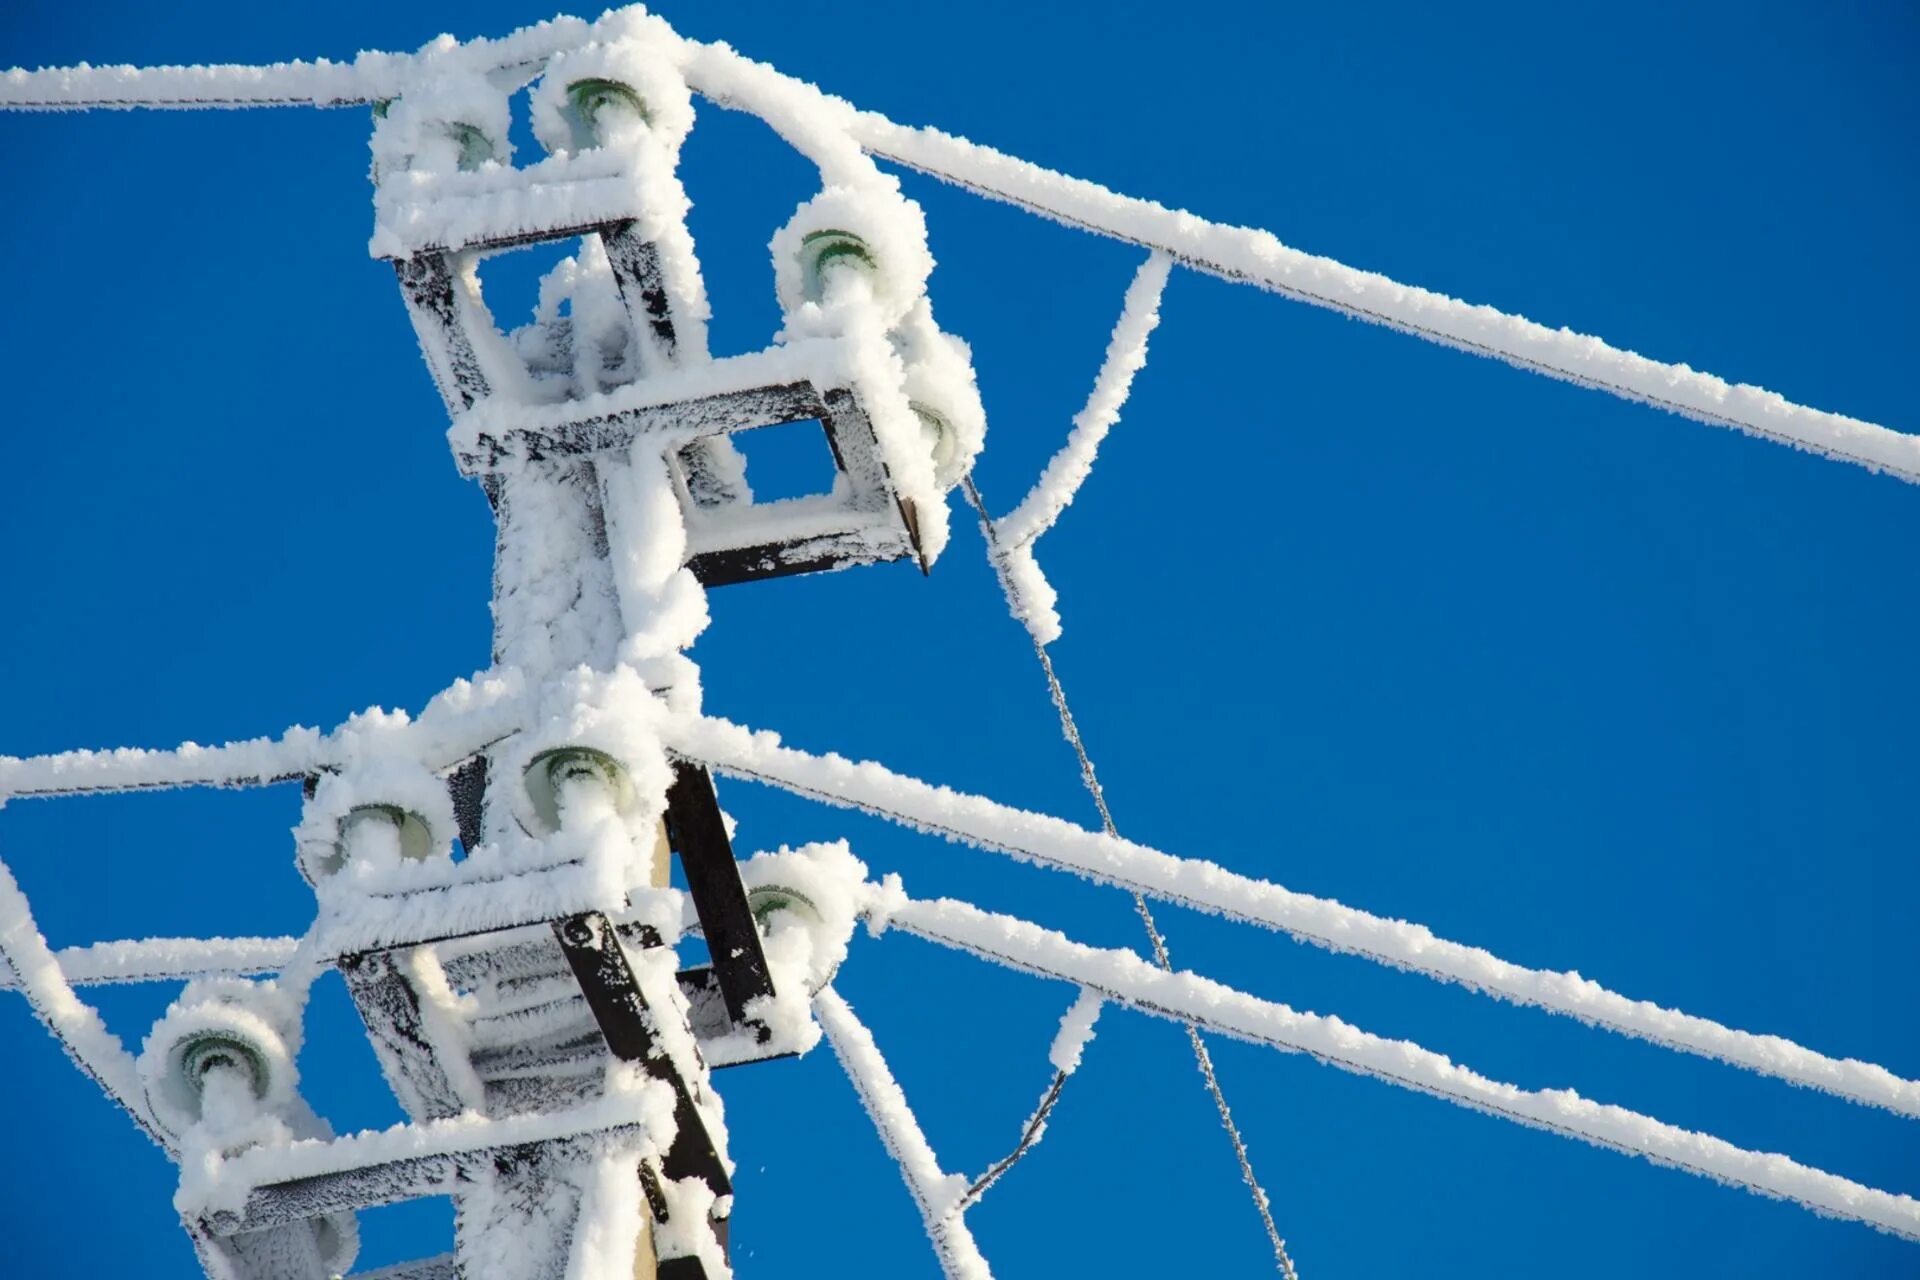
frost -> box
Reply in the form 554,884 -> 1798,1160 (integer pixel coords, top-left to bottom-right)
0,854 -> 164,1147
671,710 -> 1920,1120
987,252 -> 1170,645
884,888 -> 1920,1242
1048,987 -> 1103,1075
814,987 -> 992,1279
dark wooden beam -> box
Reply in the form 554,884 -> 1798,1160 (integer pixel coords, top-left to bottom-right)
550,912 -> 731,1196
662,764 -> 775,1026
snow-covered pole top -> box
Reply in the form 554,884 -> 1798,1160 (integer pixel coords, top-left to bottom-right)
2,7 -> 1914,481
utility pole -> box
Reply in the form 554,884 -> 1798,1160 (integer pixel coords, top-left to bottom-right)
0,14 -> 985,1278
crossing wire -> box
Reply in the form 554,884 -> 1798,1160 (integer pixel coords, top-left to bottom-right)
962,475 -> 1301,1280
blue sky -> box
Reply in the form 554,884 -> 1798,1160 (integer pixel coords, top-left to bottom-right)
1,2 -> 1916,1276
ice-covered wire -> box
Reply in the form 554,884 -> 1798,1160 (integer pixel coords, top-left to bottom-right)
666,711 -> 1920,1119
844,113 -> 1920,482
5,15 -> 1911,479
0,678 -> 524,801
880,890 -> 1920,1242
957,1070 -> 1067,1211
956,988 -> 1103,1210
995,251 -> 1171,550
964,476 -> 1300,1277
982,253 -> 1170,647
0,855 -> 171,1151
0,16 -> 590,110
813,987 -> 993,1280
0,730 -> 324,799
0,934 -> 298,991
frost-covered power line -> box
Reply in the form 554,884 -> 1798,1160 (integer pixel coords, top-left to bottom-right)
0,934 -> 299,990
670,712 -> 1920,1119
874,889 -> 1920,1241
4,16 -> 1912,480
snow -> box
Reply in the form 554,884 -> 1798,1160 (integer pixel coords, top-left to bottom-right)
448,336 -> 860,465
736,839 -> 867,996
0,853 -> 168,1149
0,53 -> 411,110
881,890 -> 1920,1242
0,726 -> 327,800
560,1143 -> 650,1280
670,711 -> 1920,1119
396,946 -> 492,1115
892,299 -> 987,489
599,446 -> 711,680
985,251 -> 1169,645
139,979 -> 306,1142
1049,987 -> 1104,1075
180,1070 -> 677,1221
998,251 -> 1171,548
844,112 -> 1920,481
527,39 -> 711,373
369,67 -> 515,183
0,668 -> 524,801
771,188 -> 935,331
294,757 -> 458,884
0,933 -> 298,989
0,15 -> 592,110
813,987 -> 993,1280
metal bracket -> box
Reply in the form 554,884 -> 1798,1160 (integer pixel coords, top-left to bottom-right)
338,949 -> 470,1122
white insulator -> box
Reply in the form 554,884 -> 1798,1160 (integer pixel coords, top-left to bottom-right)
771,187 -> 935,329
295,760 -> 455,883
521,746 -> 635,835
342,804 -> 437,863
795,229 -> 879,305
911,403 -> 962,489
893,303 -> 987,489
139,987 -> 296,1140
504,666 -> 674,838
740,843 -> 868,995
748,883 -> 823,929
531,41 -> 695,156
368,70 -> 512,181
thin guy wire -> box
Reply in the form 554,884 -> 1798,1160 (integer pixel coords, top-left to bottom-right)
962,474 -> 1300,1280
957,1068 -> 1069,1210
